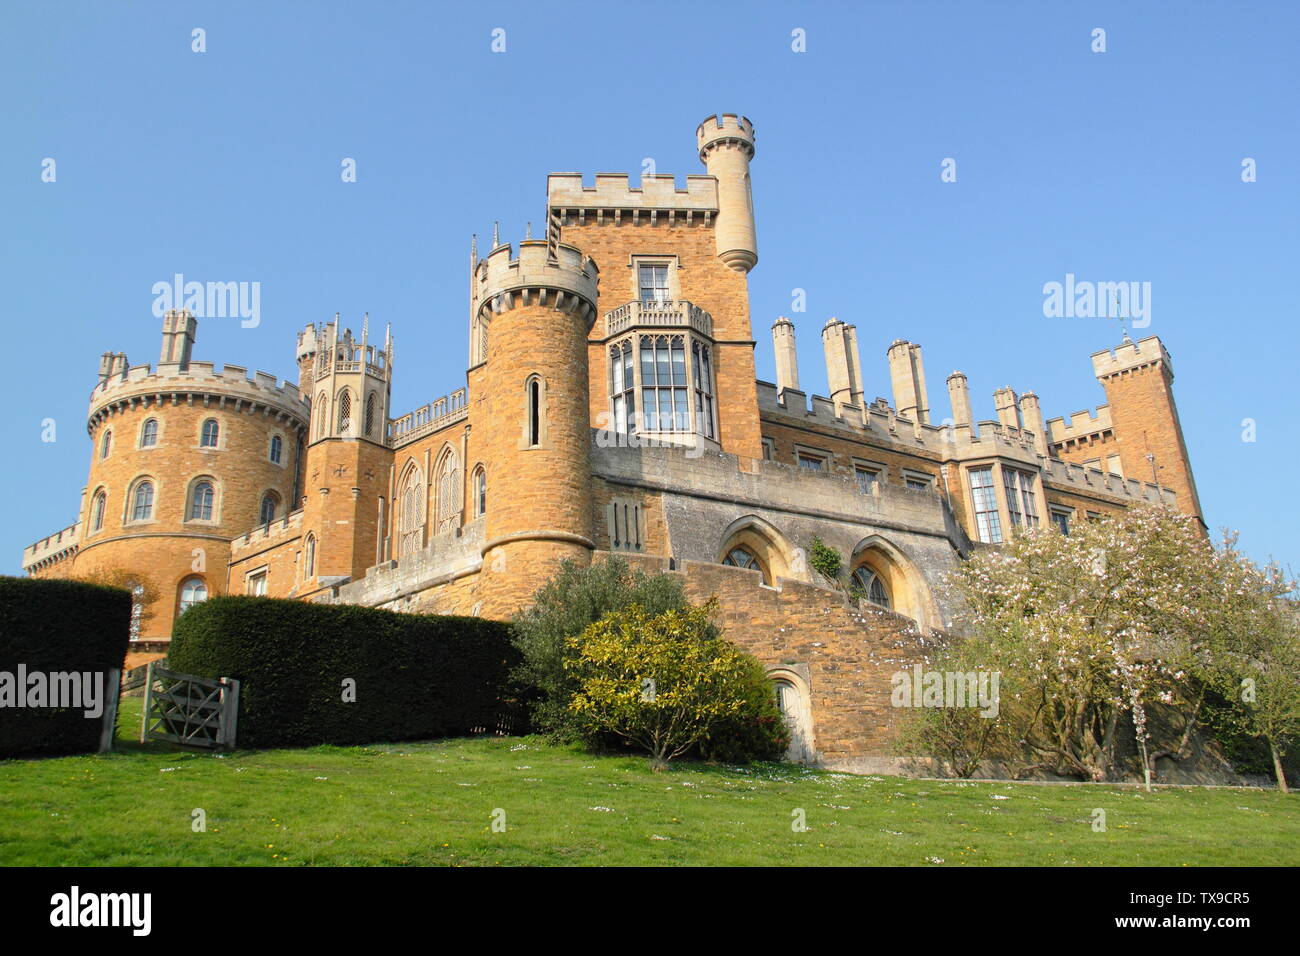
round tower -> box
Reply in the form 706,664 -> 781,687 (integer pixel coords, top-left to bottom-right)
697,113 -> 758,273
75,312 -> 309,639
474,238 -> 600,617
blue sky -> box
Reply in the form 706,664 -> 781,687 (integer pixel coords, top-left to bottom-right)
2,1 -> 1296,574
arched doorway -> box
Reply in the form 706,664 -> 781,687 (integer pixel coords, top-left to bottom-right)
769,668 -> 815,764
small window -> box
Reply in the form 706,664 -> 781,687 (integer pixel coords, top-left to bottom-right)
1050,509 -> 1071,535
200,419 -> 219,448
851,566 -> 891,609
246,570 -> 268,597
473,467 -> 487,518
269,435 -> 283,464
723,546 -> 760,570
796,450 -> 828,472
91,491 -> 107,531
903,470 -> 934,492
100,430 -> 112,459
131,481 -> 154,521
140,419 -> 158,448
527,377 -> 542,447
337,389 -> 352,432
365,392 -> 377,437
189,481 -> 215,521
855,467 -> 880,494
761,439 -> 775,461
179,577 -> 208,614
304,534 -> 317,578
638,264 -> 670,303
259,493 -> 278,526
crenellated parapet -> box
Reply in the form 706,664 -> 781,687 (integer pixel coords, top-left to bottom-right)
547,173 -> 718,223
473,239 -> 599,324
22,521 -> 82,573
1045,405 -> 1114,447
1092,335 -> 1173,382
87,360 -> 308,435
230,509 -> 304,556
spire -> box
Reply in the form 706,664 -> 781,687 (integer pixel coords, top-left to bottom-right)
492,220 -> 500,247
470,233 -> 478,263
525,221 -> 532,241
361,312 -> 369,346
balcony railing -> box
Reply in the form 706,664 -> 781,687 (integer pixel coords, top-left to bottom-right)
605,299 -> 713,338
388,388 -> 468,445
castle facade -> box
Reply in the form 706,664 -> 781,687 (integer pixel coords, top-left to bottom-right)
22,115 -> 1202,771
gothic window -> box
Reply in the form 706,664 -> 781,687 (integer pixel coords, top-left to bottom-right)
969,466 -> 1003,544
315,392 -> 328,438
472,465 -> 486,518
100,430 -> 112,459
434,448 -> 461,535
131,480 -> 154,522
304,534 -> 317,578
200,419 -> 219,448
365,392 -> 377,437
259,492 -> 279,526
692,340 -> 716,440
269,435 -> 283,464
140,419 -> 158,448
397,463 -> 425,556
91,490 -> 107,532
610,341 -> 635,434
525,376 -> 544,447
337,389 -> 352,433
640,335 -> 688,432
723,546 -> 761,572
851,565 -> 891,609
179,577 -> 208,614
189,480 -> 215,521
638,264 -> 670,303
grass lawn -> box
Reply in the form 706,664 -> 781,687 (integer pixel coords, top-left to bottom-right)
1,698 -> 1295,866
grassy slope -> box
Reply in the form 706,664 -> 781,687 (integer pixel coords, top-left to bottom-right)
0,699 -> 1295,866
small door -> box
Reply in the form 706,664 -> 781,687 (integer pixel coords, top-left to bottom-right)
774,678 -> 813,764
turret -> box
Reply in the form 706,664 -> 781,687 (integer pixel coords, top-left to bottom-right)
947,371 -> 972,426
993,386 -> 1020,430
696,114 -> 757,273
822,318 -> 863,417
772,317 -> 800,394
159,309 -> 197,369
1018,391 -> 1048,456
887,340 -> 930,424
473,238 -> 599,616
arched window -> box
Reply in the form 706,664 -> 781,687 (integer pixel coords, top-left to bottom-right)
100,430 -> 112,459
303,533 -> 316,578
365,392 -> 377,437
315,392 -> 328,439
851,565 -> 891,610
140,419 -> 158,448
91,490 -> 107,532
337,389 -> 352,433
131,480 -> 154,521
189,480 -> 215,521
200,419 -> 219,448
434,447 -> 461,535
269,435 -> 283,464
472,465 -> 486,518
178,577 -> 208,614
259,492 -> 279,526
397,463 -> 425,556
526,376 -> 543,447
722,546 -> 761,572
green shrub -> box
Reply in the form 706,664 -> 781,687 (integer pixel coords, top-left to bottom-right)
0,576 -> 132,758
565,602 -> 787,767
808,536 -> 842,582
512,556 -> 700,742
169,596 -> 522,749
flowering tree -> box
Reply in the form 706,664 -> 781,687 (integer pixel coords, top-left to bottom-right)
950,505 -> 1263,783
564,601 -> 786,768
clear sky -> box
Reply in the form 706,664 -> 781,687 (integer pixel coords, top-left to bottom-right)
2,1 -> 1296,574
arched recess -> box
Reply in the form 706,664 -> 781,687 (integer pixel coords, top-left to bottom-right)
849,534 -> 938,630
433,444 -> 462,535
717,514 -> 800,586
396,459 -> 425,557
768,666 -> 815,764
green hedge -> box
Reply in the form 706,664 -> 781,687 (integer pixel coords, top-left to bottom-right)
169,596 -> 524,749
0,576 -> 132,758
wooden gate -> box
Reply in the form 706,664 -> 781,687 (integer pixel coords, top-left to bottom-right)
140,663 -> 240,749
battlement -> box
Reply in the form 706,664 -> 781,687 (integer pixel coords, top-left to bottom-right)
88,359 -> 308,431
1045,405 -> 1113,445
474,239 -> 599,318
388,387 -> 469,447
23,521 -> 82,571
230,509 -> 304,555
696,113 -> 756,159
547,173 -> 718,217
1091,335 -> 1172,381
1041,457 -> 1176,507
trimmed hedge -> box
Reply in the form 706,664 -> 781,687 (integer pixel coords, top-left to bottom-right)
0,576 -> 132,758
169,595 -> 524,749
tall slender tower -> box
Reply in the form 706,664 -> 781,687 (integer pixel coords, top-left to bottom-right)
299,316 -> 394,584
474,239 -> 600,617
696,114 -> 758,274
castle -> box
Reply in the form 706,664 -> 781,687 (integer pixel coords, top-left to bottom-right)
22,115 -> 1203,771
